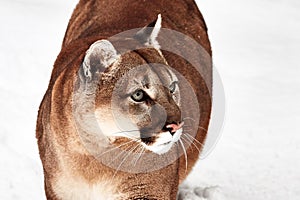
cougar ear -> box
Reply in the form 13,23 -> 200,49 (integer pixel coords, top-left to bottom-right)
134,14 -> 162,48
81,40 -> 119,81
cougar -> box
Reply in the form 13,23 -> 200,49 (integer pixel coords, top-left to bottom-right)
36,0 -> 212,199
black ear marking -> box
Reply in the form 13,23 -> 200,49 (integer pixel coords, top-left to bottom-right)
134,14 -> 162,48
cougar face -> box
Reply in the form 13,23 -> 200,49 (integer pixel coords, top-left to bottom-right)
94,48 -> 183,155
112,57 -> 183,154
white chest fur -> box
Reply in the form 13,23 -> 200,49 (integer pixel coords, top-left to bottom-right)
53,174 -> 125,200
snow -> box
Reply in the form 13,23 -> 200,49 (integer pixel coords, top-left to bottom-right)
0,0 -> 299,199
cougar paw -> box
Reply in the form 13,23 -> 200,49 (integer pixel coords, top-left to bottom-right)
177,185 -> 223,200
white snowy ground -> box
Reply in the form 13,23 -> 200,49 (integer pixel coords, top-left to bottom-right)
0,0 -> 299,199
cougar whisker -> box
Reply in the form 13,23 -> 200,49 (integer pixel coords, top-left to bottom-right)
179,139 -> 188,173
133,146 -> 145,166
97,139 -> 137,158
109,143 -> 136,166
113,143 -> 141,179
182,134 -> 201,153
184,133 -> 205,148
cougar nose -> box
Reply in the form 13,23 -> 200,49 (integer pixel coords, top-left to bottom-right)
164,122 -> 184,135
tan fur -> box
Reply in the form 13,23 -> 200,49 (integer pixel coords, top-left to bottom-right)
36,0 -> 212,199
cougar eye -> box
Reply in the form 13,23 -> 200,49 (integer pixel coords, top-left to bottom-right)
131,90 -> 145,102
169,81 -> 178,93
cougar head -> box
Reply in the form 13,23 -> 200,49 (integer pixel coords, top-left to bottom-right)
77,15 -> 183,155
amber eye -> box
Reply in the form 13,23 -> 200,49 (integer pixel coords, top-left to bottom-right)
131,90 -> 145,102
169,81 -> 178,93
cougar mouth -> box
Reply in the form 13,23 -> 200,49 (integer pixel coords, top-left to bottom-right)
141,123 -> 184,155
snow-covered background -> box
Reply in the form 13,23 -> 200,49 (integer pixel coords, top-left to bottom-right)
0,0 -> 299,199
